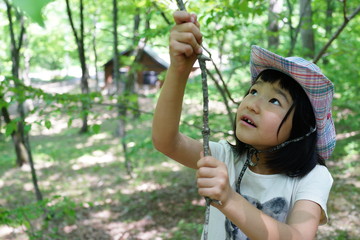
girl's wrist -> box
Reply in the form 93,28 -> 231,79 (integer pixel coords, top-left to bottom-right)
167,65 -> 192,81
214,188 -> 237,211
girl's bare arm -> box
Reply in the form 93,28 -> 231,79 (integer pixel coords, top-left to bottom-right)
152,11 -> 203,169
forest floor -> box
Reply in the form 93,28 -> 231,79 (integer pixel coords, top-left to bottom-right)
0,79 -> 359,239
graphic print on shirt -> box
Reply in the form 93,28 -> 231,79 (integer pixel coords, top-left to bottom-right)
225,195 -> 289,240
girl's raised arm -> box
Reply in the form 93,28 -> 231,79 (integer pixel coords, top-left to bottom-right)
152,11 -> 203,169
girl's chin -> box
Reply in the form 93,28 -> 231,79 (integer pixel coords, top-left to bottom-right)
235,135 -> 275,151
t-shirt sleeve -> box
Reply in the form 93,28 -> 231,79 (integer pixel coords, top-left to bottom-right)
295,165 -> 333,224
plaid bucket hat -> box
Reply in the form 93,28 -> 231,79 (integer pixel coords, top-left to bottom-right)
250,45 -> 336,160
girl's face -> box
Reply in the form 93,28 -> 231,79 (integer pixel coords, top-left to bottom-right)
236,78 -> 294,150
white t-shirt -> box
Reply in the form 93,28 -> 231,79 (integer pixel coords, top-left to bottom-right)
201,140 -> 333,240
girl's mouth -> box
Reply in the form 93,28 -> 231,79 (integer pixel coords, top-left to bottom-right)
241,116 -> 257,127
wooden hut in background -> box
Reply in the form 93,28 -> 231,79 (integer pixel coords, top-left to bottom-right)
103,46 -> 169,92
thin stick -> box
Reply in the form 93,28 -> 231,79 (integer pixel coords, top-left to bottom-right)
198,57 -> 211,240
175,1 -> 212,158
175,1 -> 220,239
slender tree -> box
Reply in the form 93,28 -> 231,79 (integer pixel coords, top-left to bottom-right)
65,0 -> 90,133
299,0 -> 315,58
285,0 -> 307,56
3,0 -> 43,202
268,0 -> 283,49
112,0 -> 132,176
4,0 -> 29,167
91,2 -> 100,91
325,0 -> 335,38
112,0 -> 120,93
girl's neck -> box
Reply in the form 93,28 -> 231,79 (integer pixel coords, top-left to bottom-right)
249,164 -> 277,175
248,153 -> 278,175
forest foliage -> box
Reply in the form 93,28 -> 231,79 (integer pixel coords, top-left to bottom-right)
0,0 -> 359,239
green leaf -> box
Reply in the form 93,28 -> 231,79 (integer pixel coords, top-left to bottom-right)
67,118 -> 73,128
11,0 -> 54,27
45,120 -> 52,129
24,123 -> 32,134
92,124 -> 101,134
5,121 -> 17,136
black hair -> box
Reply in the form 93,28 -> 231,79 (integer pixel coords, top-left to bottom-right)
231,69 -> 325,177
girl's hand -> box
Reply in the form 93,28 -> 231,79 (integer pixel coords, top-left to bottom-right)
169,11 -> 203,73
196,155 -> 234,207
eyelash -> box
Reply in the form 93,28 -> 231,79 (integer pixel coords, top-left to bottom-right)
249,89 -> 257,95
270,98 -> 281,106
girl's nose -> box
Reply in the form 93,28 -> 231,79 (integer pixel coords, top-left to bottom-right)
246,98 -> 261,113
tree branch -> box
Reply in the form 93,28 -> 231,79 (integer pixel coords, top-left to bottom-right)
65,0 -> 80,45
152,1 -> 171,25
313,4 -> 360,64
286,0 -> 310,56
203,47 -> 239,105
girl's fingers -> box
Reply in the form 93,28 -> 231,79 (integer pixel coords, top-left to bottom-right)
196,165 -> 217,178
174,22 -> 202,44
197,156 -> 218,169
197,184 -> 223,201
171,30 -> 202,56
170,39 -> 196,58
190,13 -> 200,28
198,188 -> 214,199
197,178 -> 214,188
173,11 -> 202,43
171,11 -> 202,57
173,10 -> 195,24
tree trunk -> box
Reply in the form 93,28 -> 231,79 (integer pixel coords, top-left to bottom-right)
79,0 -> 90,133
133,8 -> 141,43
1,97 -> 43,202
322,0 -> 334,64
4,1 -> 43,203
65,0 -> 90,133
1,103 -> 27,163
113,0 -> 120,93
268,0 -> 283,49
91,13 -> 100,91
325,0 -> 334,37
24,133 -> 43,201
5,0 -> 29,167
300,0 -> 315,58
313,4 -> 360,64
114,0 -> 133,176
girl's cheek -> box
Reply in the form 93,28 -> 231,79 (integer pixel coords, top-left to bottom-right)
237,102 -> 245,113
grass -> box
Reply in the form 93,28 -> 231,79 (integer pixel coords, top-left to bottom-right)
0,87 -> 359,239
0,104 -> 206,239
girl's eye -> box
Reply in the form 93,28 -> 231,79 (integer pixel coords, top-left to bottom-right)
250,89 -> 257,95
269,98 -> 281,106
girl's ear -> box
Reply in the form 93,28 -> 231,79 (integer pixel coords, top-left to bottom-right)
200,151 -> 204,158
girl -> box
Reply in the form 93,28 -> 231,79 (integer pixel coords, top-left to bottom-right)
152,11 -> 335,240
